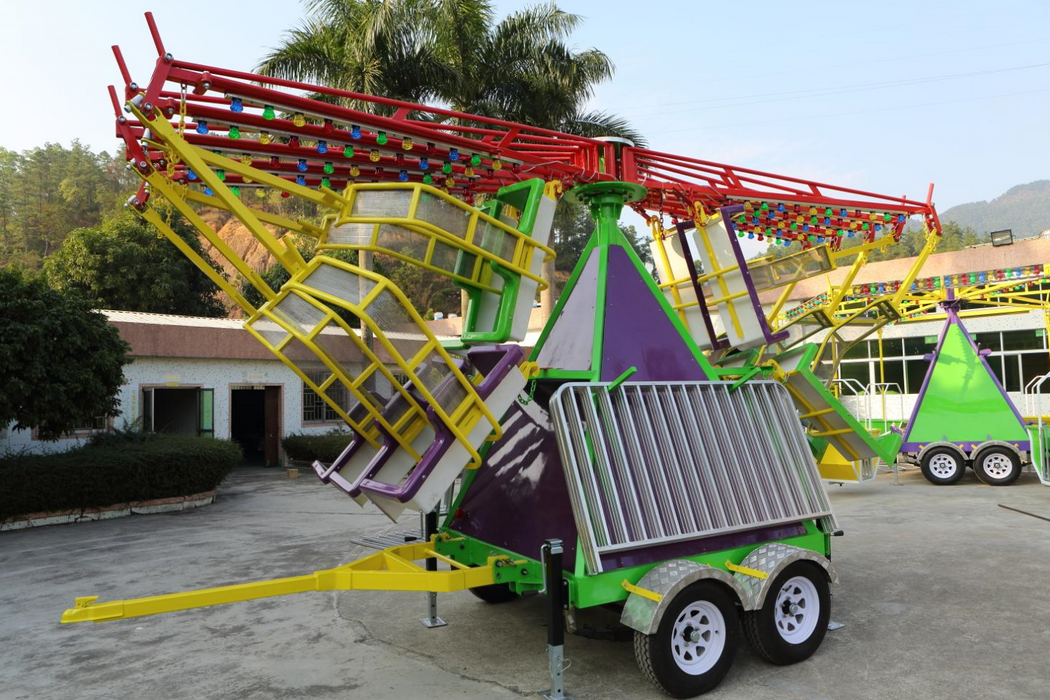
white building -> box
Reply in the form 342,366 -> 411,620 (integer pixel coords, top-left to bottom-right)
1,311 -> 366,462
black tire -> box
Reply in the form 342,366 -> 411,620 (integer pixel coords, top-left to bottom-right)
973,446 -> 1022,486
634,581 -> 739,698
742,561 -> 830,665
919,446 -> 966,485
468,583 -> 519,604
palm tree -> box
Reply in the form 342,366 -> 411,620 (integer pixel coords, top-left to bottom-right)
257,0 -> 645,144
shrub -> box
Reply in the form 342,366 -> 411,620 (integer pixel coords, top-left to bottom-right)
282,431 -> 353,464
0,435 -> 242,519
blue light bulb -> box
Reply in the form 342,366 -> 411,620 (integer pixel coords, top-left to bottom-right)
297,158 -> 307,172
186,169 -> 197,181
840,209 -> 847,217
317,141 -> 328,154
296,175 -> 306,186
419,157 -> 429,170
204,187 -> 213,196
351,125 -> 361,140
448,148 -> 459,161
398,169 -> 409,182
196,121 -> 209,135
777,203 -> 785,213
230,98 -> 243,113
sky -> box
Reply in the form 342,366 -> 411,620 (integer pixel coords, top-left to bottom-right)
1,1 -> 1047,255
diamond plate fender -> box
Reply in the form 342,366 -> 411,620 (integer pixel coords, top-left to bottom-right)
731,543 -> 838,609
620,559 -> 751,635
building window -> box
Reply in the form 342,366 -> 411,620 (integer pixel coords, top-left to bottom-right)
71,415 -> 108,433
303,371 -> 343,423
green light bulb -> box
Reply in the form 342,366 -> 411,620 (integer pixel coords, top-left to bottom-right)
323,162 -> 334,174
216,169 -> 226,182
470,153 -> 481,166
441,162 -> 452,174
376,131 -> 388,145
263,105 -> 275,120
228,125 -> 241,139
423,173 -> 433,185
321,176 -> 331,189
343,145 -> 355,158
230,186 -> 240,196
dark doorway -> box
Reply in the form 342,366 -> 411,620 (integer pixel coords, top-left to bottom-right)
231,386 -> 281,466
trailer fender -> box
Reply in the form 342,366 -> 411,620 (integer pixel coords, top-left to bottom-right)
971,440 -> 1024,461
733,543 -> 838,610
620,559 -> 751,635
915,441 -> 967,462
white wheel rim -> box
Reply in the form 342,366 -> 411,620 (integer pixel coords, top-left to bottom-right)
982,453 -> 1013,479
774,576 -> 820,644
670,601 -> 726,675
929,453 -> 958,478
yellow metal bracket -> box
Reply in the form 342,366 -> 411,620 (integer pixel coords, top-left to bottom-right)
621,579 -> 664,603
725,560 -> 769,580
61,538 -> 520,624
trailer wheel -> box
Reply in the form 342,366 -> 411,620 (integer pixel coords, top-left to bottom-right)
973,446 -> 1021,486
742,561 -> 830,665
920,447 -> 965,485
468,583 -> 518,604
634,581 -> 738,698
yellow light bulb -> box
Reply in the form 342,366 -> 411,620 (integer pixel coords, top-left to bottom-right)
293,113 -> 306,127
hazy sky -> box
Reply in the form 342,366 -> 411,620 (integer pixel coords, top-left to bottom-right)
2,0 -> 1046,252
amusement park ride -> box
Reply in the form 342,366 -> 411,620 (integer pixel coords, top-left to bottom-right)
58,12 -> 1048,699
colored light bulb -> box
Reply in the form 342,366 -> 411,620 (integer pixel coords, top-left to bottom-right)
395,153 -> 404,164
350,165 -> 360,177
204,187 -> 213,196
323,119 -> 334,134
230,185 -> 240,196
263,105 -> 275,120
240,154 -> 252,165
423,173 -> 433,185
760,202 -> 769,211
470,153 -> 481,166
492,159 -> 502,171
323,162 -> 334,174
269,156 -> 280,167
343,145 -> 355,158
321,176 -> 331,188
441,162 -> 452,174
448,148 -> 459,161
398,169 -> 409,182
297,158 -> 307,172
260,131 -> 271,145
196,121 -> 209,135
281,191 -> 291,199
293,113 -> 306,127
376,131 -> 388,146
216,169 -> 226,181
777,203 -> 785,213
186,169 -> 197,181
419,157 -> 429,170
369,149 -> 380,162
230,97 -> 243,113
296,175 -> 306,186
317,140 -> 328,154
289,136 -> 300,148
255,189 -> 266,199
445,176 -> 455,187
402,138 -> 413,151
464,166 -> 474,177
228,125 -> 241,139
351,125 -> 361,139
244,177 -> 253,184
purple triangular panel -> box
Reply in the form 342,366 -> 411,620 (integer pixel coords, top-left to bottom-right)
601,245 -> 710,381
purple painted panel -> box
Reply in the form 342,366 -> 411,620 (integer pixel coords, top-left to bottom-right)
599,523 -> 809,571
900,440 -> 1031,452
449,398 -> 579,569
600,245 -> 712,381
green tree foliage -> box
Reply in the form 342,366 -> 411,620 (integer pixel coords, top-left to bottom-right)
258,0 -> 645,144
0,142 -> 134,268
43,210 -> 228,317
0,268 -> 131,439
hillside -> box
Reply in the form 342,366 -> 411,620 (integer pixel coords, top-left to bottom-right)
937,180 -> 1050,238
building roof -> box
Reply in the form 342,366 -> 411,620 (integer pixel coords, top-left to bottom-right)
758,235 -> 1050,304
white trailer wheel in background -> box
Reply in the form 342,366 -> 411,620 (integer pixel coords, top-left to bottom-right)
973,446 -> 1022,486
920,447 -> 966,485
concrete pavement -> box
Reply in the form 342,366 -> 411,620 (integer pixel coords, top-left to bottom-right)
2,466 -> 1050,699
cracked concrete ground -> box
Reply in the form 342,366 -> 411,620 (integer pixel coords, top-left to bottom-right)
2,466 -> 1050,699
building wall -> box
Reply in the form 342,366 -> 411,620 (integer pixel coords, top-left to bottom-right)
2,356 -> 349,456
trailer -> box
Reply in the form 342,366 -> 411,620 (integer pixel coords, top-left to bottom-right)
61,14 -> 947,697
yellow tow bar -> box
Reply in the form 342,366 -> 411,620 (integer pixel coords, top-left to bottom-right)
61,538 -> 518,624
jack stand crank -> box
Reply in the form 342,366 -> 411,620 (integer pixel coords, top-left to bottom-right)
420,509 -> 446,629
540,539 -> 575,700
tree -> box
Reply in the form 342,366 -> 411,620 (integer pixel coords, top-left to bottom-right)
258,0 -> 646,144
0,268 -> 130,440
44,210 -> 228,317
